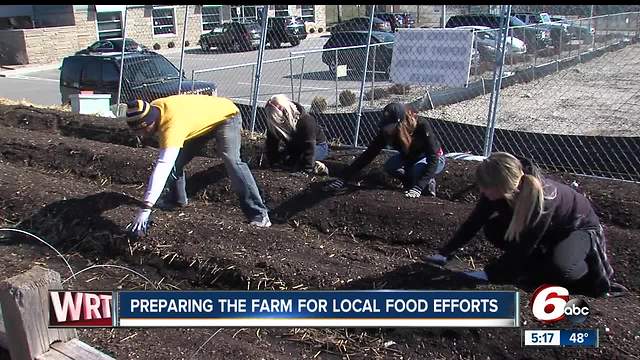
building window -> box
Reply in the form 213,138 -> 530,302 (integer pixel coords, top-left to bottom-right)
152,5 -> 176,36
275,5 -> 289,17
230,5 -> 263,22
97,11 -> 123,40
301,5 -> 315,22
202,5 -> 222,31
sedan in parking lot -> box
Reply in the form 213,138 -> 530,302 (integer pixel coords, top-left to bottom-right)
454,26 -> 527,61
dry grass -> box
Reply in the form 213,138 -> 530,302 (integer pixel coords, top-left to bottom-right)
0,97 -> 71,112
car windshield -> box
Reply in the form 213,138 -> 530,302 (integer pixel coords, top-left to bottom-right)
509,16 -> 526,27
125,56 -> 180,85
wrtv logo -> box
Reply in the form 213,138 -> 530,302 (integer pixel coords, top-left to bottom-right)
49,291 -> 113,327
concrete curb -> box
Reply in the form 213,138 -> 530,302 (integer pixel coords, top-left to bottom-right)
0,63 -> 61,77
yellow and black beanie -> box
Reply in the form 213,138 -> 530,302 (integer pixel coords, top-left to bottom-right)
126,100 -> 160,130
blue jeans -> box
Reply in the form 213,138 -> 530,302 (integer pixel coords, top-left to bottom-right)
384,153 -> 446,188
315,142 -> 329,162
165,114 -> 268,221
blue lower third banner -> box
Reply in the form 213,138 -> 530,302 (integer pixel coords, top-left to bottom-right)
117,291 -> 519,327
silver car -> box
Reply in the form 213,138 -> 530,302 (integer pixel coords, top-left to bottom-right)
455,25 -> 527,61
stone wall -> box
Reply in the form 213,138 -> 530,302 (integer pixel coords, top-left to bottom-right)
124,6 -> 202,51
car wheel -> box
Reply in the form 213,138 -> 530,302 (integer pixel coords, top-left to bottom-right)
290,38 -> 301,47
231,42 -> 242,52
200,42 -> 209,52
269,38 -> 281,49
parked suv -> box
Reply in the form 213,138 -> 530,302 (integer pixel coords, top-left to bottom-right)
60,51 -> 217,105
329,17 -> 393,33
198,22 -> 262,52
322,31 -> 396,77
446,14 -> 552,52
513,12 -> 571,49
266,16 -> 307,48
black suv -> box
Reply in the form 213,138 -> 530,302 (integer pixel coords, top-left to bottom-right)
265,16 -> 307,48
60,51 -> 217,105
446,14 -> 553,52
198,22 -> 262,52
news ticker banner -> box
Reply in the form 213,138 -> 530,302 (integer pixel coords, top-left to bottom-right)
523,329 -> 599,348
49,290 -> 519,328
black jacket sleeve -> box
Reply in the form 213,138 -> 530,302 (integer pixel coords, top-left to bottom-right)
439,196 -> 493,257
265,130 -> 281,167
485,200 -> 556,278
413,121 -> 441,191
340,132 -> 386,181
296,114 -> 318,171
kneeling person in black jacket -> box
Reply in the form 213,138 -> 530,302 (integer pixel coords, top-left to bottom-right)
326,102 -> 446,198
264,94 -> 329,176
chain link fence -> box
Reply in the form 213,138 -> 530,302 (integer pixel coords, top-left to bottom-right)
106,5 -> 640,181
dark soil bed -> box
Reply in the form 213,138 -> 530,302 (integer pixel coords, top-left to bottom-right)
1,104 -> 639,359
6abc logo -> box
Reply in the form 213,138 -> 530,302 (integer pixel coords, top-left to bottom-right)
530,284 -> 590,324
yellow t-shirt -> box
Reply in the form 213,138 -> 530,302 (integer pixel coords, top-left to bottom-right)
151,95 -> 239,148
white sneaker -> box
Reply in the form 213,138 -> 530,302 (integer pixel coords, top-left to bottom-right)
313,161 -> 329,176
250,215 -> 272,228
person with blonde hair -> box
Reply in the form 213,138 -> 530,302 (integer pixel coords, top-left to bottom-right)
263,94 -> 329,176
424,152 -> 625,297
326,102 -> 445,198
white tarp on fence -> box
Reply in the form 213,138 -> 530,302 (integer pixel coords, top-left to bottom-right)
390,28 -> 475,87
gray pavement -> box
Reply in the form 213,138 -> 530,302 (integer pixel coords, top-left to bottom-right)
0,35 -> 392,107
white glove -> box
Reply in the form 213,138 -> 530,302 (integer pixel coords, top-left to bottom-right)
423,253 -> 448,266
404,186 -> 422,198
325,178 -> 345,191
127,208 -> 152,238
463,270 -> 489,282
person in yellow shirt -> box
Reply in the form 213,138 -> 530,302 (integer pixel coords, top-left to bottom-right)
125,95 -> 271,236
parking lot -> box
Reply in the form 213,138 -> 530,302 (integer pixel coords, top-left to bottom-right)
0,35 -> 393,107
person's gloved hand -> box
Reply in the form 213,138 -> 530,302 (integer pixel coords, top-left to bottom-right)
463,270 -> 489,282
127,208 -> 152,238
423,253 -> 448,266
289,170 -> 310,178
404,185 -> 422,198
324,178 -> 345,191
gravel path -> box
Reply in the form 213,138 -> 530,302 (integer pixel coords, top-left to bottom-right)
421,43 -> 640,136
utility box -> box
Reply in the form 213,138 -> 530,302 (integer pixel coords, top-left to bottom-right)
69,94 -> 114,117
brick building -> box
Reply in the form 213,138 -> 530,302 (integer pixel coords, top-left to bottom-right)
0,5 -> 327,66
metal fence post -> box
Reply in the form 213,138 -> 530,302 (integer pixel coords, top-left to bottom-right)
577,18 -> 582,62
177,5 -> 189,95
297,56 -> 306,103
441,5 -> 446,28
335,48 -> 339,112
353,5 -> 376,148
249,5 -> 269,135
289,53 -> 295,100
370,45 -> 376,107
590,6 -> 596,50
115,6 -> 128,115
483,4 -> 512,157
605,14 -> 610,47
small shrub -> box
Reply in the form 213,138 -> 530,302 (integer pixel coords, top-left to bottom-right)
339,89 -> 357,106
318,27 -> 324,33
364,87 -> 390,101
168,41 -> 175,48
309,27 -> 316,33
184,40 -> 190,47
310,96 -> 328,113
153,43 -> 161,50
387,83 -> 411,95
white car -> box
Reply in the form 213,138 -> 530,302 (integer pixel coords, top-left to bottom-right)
455,25 -> 527,60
